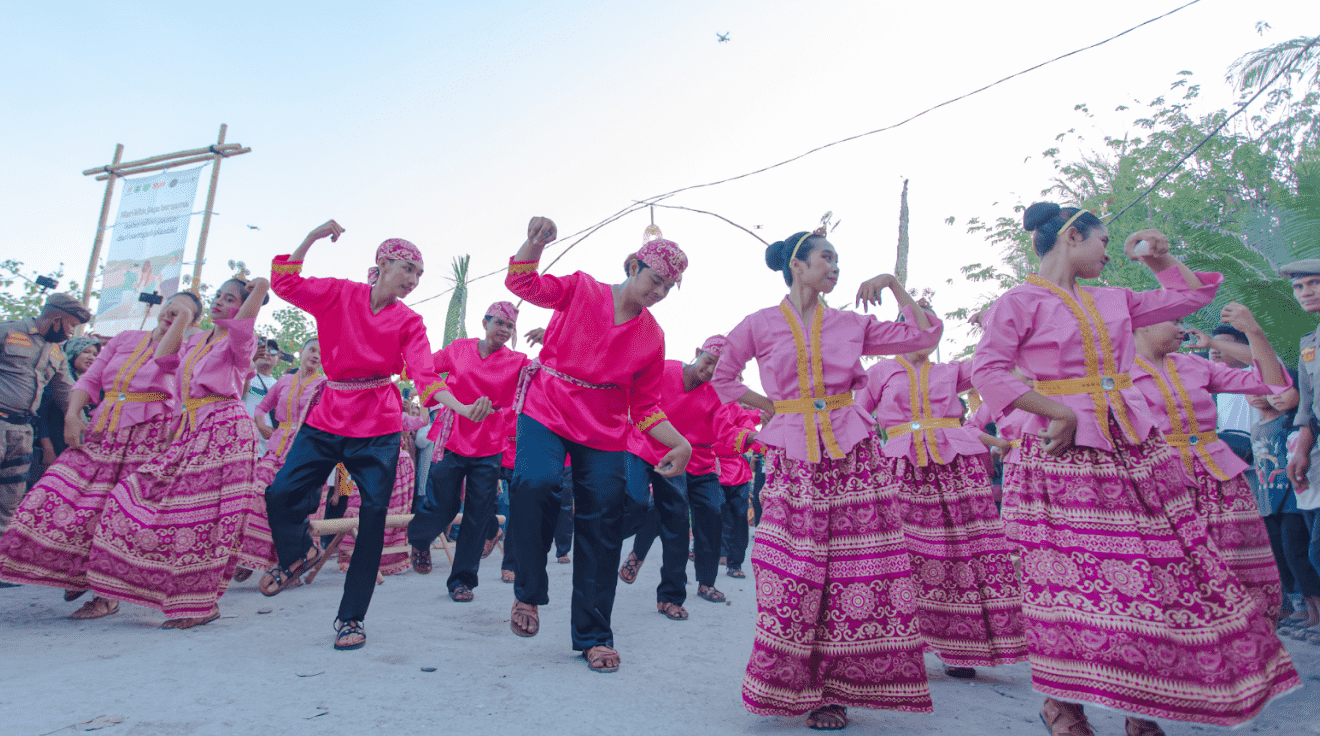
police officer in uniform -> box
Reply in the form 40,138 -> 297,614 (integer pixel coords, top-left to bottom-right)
0,293 -> 90,536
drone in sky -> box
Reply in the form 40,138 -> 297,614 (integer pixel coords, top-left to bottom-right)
717,32 -> 730,43
246,225 -> 260,230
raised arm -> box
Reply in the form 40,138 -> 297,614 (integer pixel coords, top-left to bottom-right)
272,221 -> 347,315
1220,302 -> 1287,388
1123,229 -> 1223,328
153,298 -> 198,362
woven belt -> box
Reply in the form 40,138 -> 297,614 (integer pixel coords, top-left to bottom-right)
773,393 -> 854,415
1009,439 -> 1022,449
513,361 -> 622,414
181,394 -> 232,431
1165,430 -> 1219,448
1034,373 -> 1134,396
885,417 -> 961,438
326,375 -> 391,391
96,391 -> 170,434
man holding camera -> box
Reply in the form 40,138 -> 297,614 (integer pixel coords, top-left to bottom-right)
0,293 -> 90,536
246,337 -> 280,454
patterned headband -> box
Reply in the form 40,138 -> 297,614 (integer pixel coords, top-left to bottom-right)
635,238 -> 688,284
486,301 -> 519,324
699,335 -> 728,359
367,238 -> 423,286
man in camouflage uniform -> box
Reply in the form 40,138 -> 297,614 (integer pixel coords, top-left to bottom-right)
0,293 -> 90,535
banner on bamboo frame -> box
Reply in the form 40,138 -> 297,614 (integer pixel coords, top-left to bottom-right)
95,165 -> 204,334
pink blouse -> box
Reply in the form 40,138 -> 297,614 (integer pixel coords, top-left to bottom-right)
401,409 -> 431,433
968,403 -> 1026,464
161,317 -> 257,430
712,299 -> 942,462
1131,352 -> 1290,481
271,255 -> 446,438
256,370 -> 326,459
627,361 -> 749,475
971,267 -> 1222,452
76,330 -> 179,435
432,338 -> 530,458
506,260 -> 667,453
861,358 -> 985,465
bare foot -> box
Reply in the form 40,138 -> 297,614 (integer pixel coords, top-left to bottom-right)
501,569 -> 515,583
68,597 -> 118,619
582,645 -> 620,673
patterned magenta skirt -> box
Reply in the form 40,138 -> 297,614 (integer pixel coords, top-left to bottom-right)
1185,462 -> 1282,622
229,443 -> 293,572
336,451 -> 415,575
745,434 -> 932,716
1003,416 -> 1299,726
0,416 -> 173,591
890,453 -> 1027,667
86,401 -> 261,618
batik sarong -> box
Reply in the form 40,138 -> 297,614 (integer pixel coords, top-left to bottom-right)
1185,465 -> 1282,623
0,415 -> 173,590
1003,415 -> 1299,726
744,434 -> 932,716
891,453 -> 1027,667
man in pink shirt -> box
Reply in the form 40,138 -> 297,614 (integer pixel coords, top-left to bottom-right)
260,220 -> 483,651
407,301 -> 529,602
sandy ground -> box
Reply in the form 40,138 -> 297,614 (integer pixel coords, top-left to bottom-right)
2,548 -> 1318,736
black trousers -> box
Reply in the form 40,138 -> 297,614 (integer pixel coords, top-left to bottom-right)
685,471 -> 723,587
1267,511 -> 1320,598
407,449 -> 502,592
510,414 -> 630,651
265,425 -> 400,623
750,454 -> 765,525
626,454 -> 690,604
719,481 -> 751,568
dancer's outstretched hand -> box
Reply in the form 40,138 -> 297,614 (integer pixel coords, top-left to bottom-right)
1039,412 -> 1078,457
527,217 -> 557,248
306,220 -> 345,244
524,327 -> 546,346
855,274 -> 897,313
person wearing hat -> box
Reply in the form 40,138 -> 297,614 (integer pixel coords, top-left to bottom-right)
0,293 -> 90,536
406,300 -> 530,602
620,334 -> 751,621
1282,259 -> 1320,642
258,220 -> 476,651
504,216 -> 692,674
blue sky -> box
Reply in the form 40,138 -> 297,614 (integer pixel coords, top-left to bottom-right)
4,1 -> 1319,380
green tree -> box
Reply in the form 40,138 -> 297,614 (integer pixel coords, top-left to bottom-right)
948,54 -> 1319,362
0,261 -> 91,322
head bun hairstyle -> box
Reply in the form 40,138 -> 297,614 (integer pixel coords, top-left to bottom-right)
223,277 -> 271,306
765,232 -> 822,286
169,290 -> 204,324
1023,202 -> 1104,258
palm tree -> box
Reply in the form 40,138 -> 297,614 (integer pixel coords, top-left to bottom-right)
443,255 -> 470,348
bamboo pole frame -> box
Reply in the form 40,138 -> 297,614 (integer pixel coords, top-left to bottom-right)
190,124 -> 226,292
80,125 -> 251,321
80,144 -> 123,315
92,148 -> 250,181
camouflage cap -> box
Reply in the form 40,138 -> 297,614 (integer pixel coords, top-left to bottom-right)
45,293 -> 91,323
1279,259 -> 1320,280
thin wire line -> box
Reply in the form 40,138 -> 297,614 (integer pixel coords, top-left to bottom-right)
409,0 -> 1205,307
1107,33 -> 1320,224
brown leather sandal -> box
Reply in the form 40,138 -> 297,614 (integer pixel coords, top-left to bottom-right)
1039,698 -> 1094,736
510,600 -> 539,637
807,705 -> 848,730
63,589 -> 87,602
657,601 -> 689,620
449,585 -> 475,602
259,547 -> 321,597
68,596 -> 118,619
500,569 -> 515,583
618,552 -> 643,584
233,567 -> 253,582
482,529 -> 503,559
411,546 -> 432,574
161,606 -> 220,630
1124,718 -> 1165,736
582,645 -> 620,673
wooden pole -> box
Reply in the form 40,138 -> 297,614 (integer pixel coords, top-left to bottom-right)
81,143 -> 123,318
190,124 -> 226,292
93,148 -> 250,181
81,143 -> 240,177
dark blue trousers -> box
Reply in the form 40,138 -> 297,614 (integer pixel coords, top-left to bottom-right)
510,414 -> 630,651
719,481 -> 751,568
626,454 -> 690,604
407,449 -> 502,592
265,425 -> 400,623
685,471 -> 724,588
